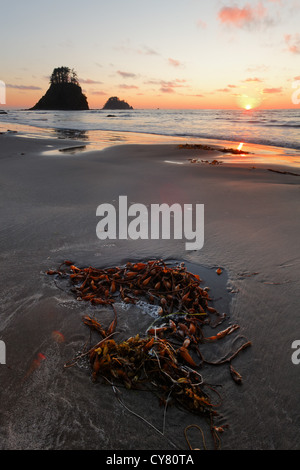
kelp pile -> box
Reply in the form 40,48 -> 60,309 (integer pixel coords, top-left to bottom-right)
47,259 -> 251,449
188,159 -> 223,165
48,259 -> 221,317
87,333 -> 215,415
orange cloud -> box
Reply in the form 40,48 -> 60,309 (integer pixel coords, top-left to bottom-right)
218,2 -> 266,28
262,87 -> 283,93
243,77 -> 263,82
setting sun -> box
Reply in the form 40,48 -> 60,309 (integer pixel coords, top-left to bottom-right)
245,104 -> 252,110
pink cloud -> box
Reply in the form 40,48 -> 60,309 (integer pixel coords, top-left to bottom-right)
159,80 -> 188,93
118,84 -> 139,89
218,2 -> 267,28
90,91 -> 107,95
117,70 -> 138,78
138,46 -> 160,56
145,79 -> 187,89
160,87 -> 175,93
79,78 -> 103,85
168,58 -> 182,67
285,33 -> 300,54
6,84 -> 42,90
197,19 -> 207,29
144,78 -> 188,94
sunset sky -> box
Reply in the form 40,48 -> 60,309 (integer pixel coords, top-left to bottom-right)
1,0 -> 300,109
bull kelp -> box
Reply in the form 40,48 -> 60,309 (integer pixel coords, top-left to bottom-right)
47,259 -> 251,449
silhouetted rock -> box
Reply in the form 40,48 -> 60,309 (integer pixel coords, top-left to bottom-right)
0,110 -> 7,114
103,96 -> 133,110
30,82 -> 89,110
30,67 -> 89,110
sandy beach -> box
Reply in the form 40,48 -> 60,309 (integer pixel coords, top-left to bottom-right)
0,129 -> 299,451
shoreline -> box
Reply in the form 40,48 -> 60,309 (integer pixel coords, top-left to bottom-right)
1,107 -> 300,155
0,131 -> 299,450
1,120 -> 300,169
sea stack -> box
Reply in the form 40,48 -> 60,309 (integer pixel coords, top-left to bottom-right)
103,96 -> 133,110
30,67 -> 89,111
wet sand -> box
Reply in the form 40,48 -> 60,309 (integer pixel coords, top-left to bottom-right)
0,129 -> 299,450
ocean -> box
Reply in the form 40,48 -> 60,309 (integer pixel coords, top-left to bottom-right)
1,108 -> 300,151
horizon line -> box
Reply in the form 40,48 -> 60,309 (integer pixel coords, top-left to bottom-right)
1,105 -> 299,111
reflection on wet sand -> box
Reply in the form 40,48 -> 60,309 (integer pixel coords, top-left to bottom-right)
52,128 -> 89,141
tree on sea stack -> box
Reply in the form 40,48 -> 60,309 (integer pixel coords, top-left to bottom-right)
30,66 -> 89,111
50,67 -> 79,86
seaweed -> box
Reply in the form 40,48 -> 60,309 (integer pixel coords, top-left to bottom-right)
47,259 -> 251,449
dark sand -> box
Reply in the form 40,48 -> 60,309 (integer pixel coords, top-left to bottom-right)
0,130 -> 299,450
